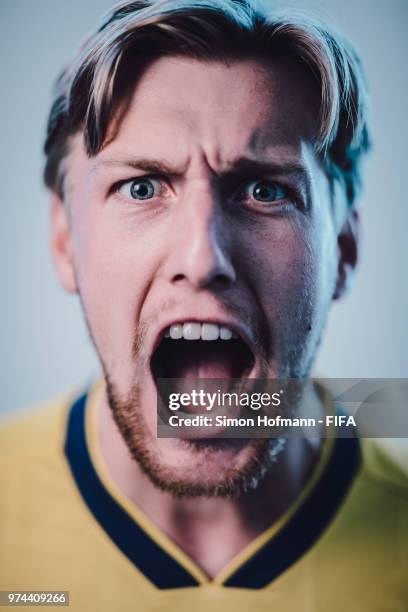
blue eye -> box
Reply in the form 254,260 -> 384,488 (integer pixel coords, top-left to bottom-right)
118,178 -> 160,201
245,180 -> 287,203
130,178 -> 155,200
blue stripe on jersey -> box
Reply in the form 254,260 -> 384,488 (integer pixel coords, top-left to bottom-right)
225,434 -> 361,588
64,391 -> 360,590
64,392 -> 199,589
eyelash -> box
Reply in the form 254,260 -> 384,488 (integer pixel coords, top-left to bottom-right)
110,175 -> 166,197
233,178 -> 299,207
110,175 -> 303,211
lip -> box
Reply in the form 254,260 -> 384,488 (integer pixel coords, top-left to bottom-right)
148,314 -> 262,379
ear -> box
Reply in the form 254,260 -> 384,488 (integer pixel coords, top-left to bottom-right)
50,193 -> 78,293
333,208 -> 360,300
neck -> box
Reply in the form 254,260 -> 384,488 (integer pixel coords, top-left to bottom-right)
97,390 -> 322,578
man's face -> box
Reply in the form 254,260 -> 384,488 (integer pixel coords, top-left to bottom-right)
54,56 -> 344,495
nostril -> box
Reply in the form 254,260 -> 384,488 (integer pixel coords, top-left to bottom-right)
212,273 -> 232,288
172,271 -> 232,288
172,273 -> 185,283
169,246 -> 236,288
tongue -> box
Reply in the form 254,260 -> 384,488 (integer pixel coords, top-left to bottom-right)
154,340 -> 253,414
171,341 -> 243,379
176,354 -> 236,379
153,339 -> 254,384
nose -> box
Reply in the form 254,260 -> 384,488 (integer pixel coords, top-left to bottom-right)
164,188 -> 236,291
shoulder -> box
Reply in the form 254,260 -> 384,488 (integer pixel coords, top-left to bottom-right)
0,391 -> 79,470
0,389 -> 88,529
359,437 -> 408,499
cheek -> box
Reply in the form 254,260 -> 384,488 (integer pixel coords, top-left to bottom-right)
71,208 -> 159,377
241,214 -> 336,342
243,218 -> 317,304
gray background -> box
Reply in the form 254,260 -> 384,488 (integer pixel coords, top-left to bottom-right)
1,0 -> 407,414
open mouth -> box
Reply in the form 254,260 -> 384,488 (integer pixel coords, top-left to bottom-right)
151,321 -> 255,382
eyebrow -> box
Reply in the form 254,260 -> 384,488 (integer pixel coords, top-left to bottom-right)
90,155 -> 310,183
221,156 -> 310,181
90,158 -> 184,176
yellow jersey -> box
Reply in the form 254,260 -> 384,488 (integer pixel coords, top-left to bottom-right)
1,383 -> 407,611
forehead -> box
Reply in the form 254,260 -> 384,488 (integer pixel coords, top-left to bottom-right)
97,55 -> 320,169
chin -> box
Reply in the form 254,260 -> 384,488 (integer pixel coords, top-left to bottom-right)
105,373 -> 283,498
136,437 -> 282,499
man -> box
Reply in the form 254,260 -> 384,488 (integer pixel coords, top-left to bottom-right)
1,1 -> 407,610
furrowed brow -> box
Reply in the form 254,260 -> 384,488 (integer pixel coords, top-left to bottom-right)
222,157 -> 310,182
90,157 -> 184,176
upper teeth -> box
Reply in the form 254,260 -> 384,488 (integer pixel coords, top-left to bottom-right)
165,322 -> 238,341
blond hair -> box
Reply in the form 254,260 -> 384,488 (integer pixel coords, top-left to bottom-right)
44,0 -> 370,205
